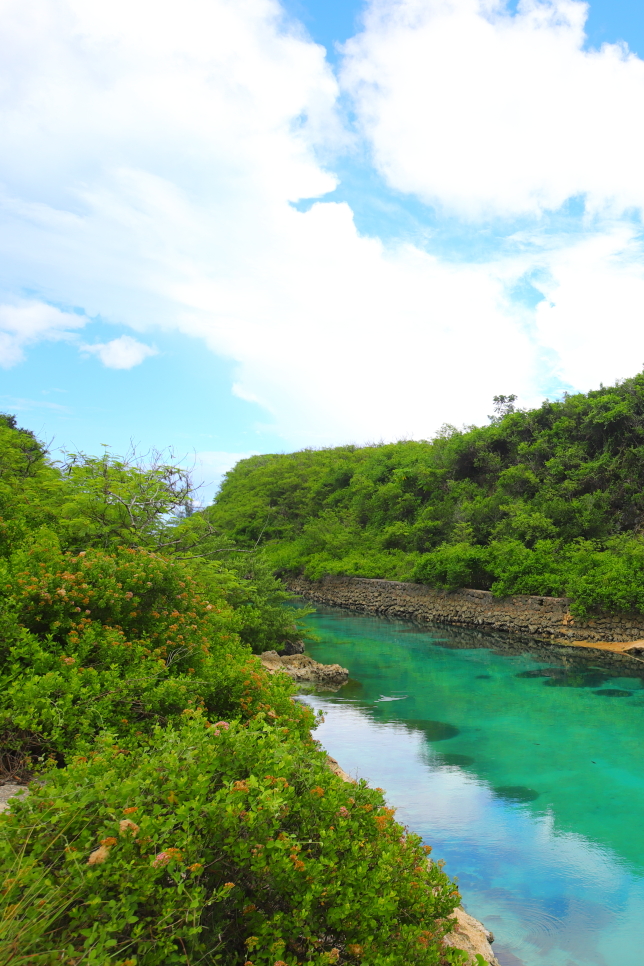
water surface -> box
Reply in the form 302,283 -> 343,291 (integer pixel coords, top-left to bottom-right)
299,606 -> 644,966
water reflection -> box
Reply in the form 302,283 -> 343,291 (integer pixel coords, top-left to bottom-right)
298,604 -> 644,966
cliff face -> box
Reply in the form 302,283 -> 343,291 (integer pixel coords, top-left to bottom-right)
287,575 -> 644,647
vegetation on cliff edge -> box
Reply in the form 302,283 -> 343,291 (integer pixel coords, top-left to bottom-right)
208,372 -> 644,617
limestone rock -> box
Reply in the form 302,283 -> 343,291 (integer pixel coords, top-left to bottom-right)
444,906 -> 500,966
0,783 -> 28,813
260,650 -> 348,689
326,754 -> 354,783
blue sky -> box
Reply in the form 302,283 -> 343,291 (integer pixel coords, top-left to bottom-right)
2,0 -> 644,501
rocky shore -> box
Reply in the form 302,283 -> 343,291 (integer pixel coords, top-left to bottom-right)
259,649 -> 349,688
287,575 -> 644,655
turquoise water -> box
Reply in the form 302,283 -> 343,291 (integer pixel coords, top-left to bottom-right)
298,606 -> 644,966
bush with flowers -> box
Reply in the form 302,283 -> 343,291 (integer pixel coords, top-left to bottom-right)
0,533 -> 312,765
1,715 -> 465,966
0,415 -> 470,965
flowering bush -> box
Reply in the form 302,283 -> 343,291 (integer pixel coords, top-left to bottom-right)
0,420 -> 470,966
0,715 -> 463,966
0,537 -> 312,763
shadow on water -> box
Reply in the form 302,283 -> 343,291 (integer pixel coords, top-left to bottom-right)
399,718 -> 460,741
516,665 -> 644,689
438,752 -> 476,768
336,677 -> 368,699
494,785 -> 540,803
593,688 -> 633,697
369,704 -> 460,742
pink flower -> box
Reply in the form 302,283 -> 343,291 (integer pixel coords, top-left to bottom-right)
152,847 -> 183,868
337,806 -> 349,817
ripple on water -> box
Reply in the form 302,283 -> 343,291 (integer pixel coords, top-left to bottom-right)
494,785 -> 540,803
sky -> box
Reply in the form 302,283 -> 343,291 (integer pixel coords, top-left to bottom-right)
2,0 -> 644,502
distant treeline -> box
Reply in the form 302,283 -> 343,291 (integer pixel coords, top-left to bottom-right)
210,373 -> 644,617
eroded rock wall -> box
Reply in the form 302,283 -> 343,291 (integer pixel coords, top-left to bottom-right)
287,575 -> 644,644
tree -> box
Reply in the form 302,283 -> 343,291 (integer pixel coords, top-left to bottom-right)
56,446 -> 204,553
488,394 -> 517,422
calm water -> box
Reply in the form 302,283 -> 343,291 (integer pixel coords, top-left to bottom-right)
298,605 -> 644,966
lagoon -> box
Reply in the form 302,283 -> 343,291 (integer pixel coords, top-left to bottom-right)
299,605 -> 644,966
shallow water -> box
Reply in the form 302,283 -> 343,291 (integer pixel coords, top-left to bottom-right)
298,605 -> 644,966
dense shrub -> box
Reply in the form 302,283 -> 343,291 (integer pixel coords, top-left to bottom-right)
0,417 -> 470,966
0,536 -> 311,764
411,544 -> 491,592
0,715 -> 462,966
0,417 -> 60,559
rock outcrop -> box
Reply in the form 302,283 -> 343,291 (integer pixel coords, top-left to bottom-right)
280,639 -> 305,655
0,782 -> 28,813
326,754 -> 354,783
444,907 -> 500,965
259,650 -> 349,688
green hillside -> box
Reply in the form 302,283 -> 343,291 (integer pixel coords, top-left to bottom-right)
210,373 -> 644,617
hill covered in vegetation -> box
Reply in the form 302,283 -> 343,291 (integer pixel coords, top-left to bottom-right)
0,415 -> 463,966
210,373 -> 644,617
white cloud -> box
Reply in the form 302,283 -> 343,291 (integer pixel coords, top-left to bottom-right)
0,300 -> 86,367
342,0 -> 644,218
81,335 -> 157,369
194,450 -> 260,505
1,0 -> 644,449
531,225 -> 644,390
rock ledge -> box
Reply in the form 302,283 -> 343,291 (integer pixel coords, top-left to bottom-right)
260,650 -> 349,689
444,906 -> 500,965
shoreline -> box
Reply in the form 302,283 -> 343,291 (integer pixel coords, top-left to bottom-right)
287,575 -> 644,663
323,757 -> 499,966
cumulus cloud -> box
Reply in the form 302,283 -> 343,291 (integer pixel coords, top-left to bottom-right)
1,0 -> 644,448
531,225 -> 644,390
81,335 -> 158,369
342,0 -> 644,218
0,300 -> 86,367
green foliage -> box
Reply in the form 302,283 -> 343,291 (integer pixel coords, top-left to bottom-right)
196,552 -> 315,654
0,417 -> 61,558
0,536 -> 311,763
1,716 -> 462,966
0,417 -> 466,966
209,372 -> 644,616
411,544 -> 491,592
0,424 -> 309,655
